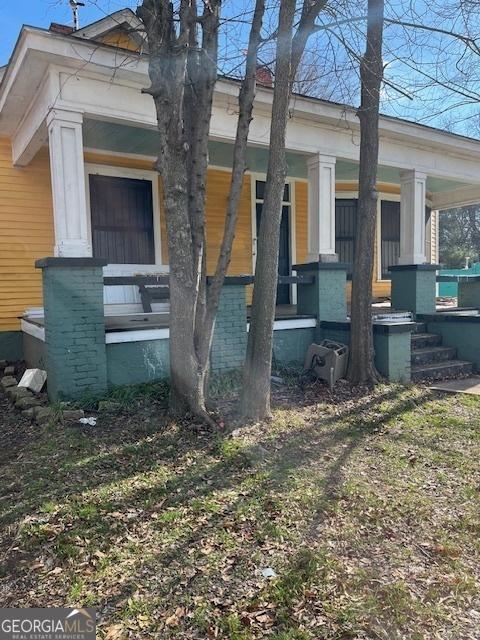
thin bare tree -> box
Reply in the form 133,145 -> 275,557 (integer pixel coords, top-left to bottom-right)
241,0 -> 329,421
346,0 -> 384,384
137,0 -> 265,423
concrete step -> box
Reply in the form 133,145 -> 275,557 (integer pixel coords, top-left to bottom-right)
413,322 -> 427,334
411,333 -> 442,349
411,346 -> 457,366
411,360 -> 473,382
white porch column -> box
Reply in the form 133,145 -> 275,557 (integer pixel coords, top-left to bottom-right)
399,169 -> 427,265
47,109 -> 91,257
306,153 -> 337,262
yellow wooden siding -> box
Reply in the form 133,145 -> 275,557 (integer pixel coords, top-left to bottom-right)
98,29 -> 141,52
295,181 -> 308,264
0,142 -> 401,335
205,170 -> 252,275
430,210 -> 439,263
0,138 -> 54,331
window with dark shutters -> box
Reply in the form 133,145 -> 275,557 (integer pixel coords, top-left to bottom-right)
335,199 -> 357,277
381,201 -> 401,279
89,175 -> 155,265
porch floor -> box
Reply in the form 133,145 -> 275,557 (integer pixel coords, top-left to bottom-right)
23,301 -> 465,333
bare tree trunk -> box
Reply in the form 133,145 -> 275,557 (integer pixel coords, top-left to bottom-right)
240,0 -> 328,421
195,0 -> 266,384
138,0 -> 265,422
240,0 -> 296,421
346,0 -> 385,385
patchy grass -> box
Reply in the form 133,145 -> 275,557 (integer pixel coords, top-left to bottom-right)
1,382 -> 480,639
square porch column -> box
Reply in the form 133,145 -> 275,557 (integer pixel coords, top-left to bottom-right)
36,257 -> 108,401
392,170 -> 438,314
47,109 -> 91,257
399,169 -> 427,265
306,154 -> 337,262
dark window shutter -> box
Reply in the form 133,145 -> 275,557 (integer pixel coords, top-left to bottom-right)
381,201 -> 400,278
335,199 -> 357,277
90,175 -> 155,265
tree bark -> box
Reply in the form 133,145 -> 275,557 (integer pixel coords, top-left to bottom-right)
240,0 -> 296,421
346,0 -> 385,385
138,0 -> 265,422
240,0 -> 328,421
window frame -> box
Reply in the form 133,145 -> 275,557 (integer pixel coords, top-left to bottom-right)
250,172 -> 299,304
85,163 -> 163,267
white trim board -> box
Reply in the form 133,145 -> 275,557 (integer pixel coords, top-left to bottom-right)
21,319 -> 45,342
106,328 -> 170,344
247,318 -> 316,332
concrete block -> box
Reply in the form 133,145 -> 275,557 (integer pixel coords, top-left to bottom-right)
33,406 -> 54,425
18,369 -> 47,393
4,366 -> 15,376
62,409 -> 85,422
6,386 -> 31,402
1,376 -> 17,389
16,396 -> 43,410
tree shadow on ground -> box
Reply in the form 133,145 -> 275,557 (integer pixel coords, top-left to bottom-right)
29,386 -> 432,629
1,383 -> 443,636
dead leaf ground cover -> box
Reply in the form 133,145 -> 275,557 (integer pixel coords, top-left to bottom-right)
1,380 -> 479,639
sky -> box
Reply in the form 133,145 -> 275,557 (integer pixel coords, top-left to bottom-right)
0,1 -> 478,137
0,0 -> 137,66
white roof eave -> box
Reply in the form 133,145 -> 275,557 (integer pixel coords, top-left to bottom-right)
1,26 -> 480,161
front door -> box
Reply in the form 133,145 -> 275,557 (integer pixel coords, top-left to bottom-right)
255,180 -> 291,305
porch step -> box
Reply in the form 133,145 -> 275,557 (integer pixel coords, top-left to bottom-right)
413,322 -> 427,334
411,346 -> 457,366
411,332 -> 442,349
411,360 -> 473,382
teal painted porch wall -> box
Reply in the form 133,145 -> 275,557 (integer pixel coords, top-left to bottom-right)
0,331 -> 23,361
425,320 -> 480,372
107,340 -> 170,387
273,327 -> 316,366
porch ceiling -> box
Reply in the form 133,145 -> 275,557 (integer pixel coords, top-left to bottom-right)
83,118 -> 470,194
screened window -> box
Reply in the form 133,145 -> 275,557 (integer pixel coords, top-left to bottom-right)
335,199 -> 357,277
381,201 -> 401,278
255,180 -> 291,304
89,175 -> 155,265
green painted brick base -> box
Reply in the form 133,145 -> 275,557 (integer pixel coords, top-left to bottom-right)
319,324 -> 412,382
39,260 -> 108,400
0,331 -> 23,361
391,266 -> 437,315
211,285 -> 247,372
296,264 -> 347,341
373,332 -> 411,382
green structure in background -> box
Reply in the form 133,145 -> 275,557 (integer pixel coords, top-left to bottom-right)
390,264 -> 438,315
438,263 -> 480,297
36,258 -> 108,401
